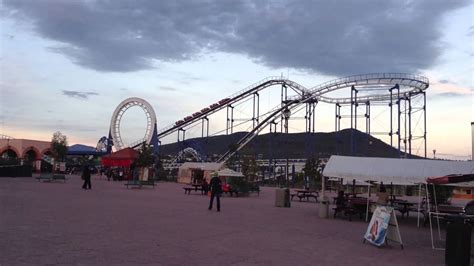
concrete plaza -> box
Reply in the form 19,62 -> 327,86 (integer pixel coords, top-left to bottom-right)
1,175 -> 446,265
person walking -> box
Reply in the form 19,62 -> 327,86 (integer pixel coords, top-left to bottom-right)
208,172 -> 222,212
82,165 -> 92,190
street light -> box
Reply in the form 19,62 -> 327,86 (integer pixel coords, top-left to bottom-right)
283,108 -> 291,187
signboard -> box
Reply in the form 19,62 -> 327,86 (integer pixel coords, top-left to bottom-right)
364,206 -> 403,249
59,162 -> 66,173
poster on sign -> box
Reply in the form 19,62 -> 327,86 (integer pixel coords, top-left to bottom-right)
364,206 -> 392,246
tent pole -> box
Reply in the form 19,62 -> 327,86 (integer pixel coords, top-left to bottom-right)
390,182 -> 393,205
321,174 -> 326,202
417,183 -> 421,227
426,183 -> 435,249
366,182 -> 370,222
352,179 -> 355,197
432,184 -> 442,240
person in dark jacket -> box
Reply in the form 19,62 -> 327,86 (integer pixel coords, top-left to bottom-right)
202,178 -> 209,195
82,166 -> 92,190
208,172 -> 222,212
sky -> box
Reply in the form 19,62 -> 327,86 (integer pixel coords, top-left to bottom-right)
0,0 -> 473,160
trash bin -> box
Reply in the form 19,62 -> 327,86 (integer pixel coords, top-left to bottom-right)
319,200 -> 329,218
275,188 -> 290,208
445,215 -> 471,266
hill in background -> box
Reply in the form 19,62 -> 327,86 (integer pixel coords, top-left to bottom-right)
159,128 -> 421,159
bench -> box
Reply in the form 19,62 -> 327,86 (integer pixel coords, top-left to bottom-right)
52,174 -> 66,182
333,197 -> 367,221
183,186 -> 205,195
291,192 -> 318,202
36,174 -> 66,182
125,180 -> 156,189
36,174 -> 53,182
249,186 -> 260,195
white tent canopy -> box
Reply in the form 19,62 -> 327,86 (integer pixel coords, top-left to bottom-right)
323,155 -> 474,185
218,168 -> 244,177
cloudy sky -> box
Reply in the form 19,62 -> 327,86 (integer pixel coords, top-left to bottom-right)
1,0 -> 473,160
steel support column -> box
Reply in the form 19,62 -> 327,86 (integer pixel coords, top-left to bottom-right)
306,99 -> 317,133
408,93 -> 412,155
423,91 -> 427,158
397,84 -> 401,158
253,92 -> 260,129
281,84 -> 287,132
226,105 -> 234,135
201,117 -> 209,138
178,128 -> 186,142
389,87 -> 393,146
365,101 -> 370,134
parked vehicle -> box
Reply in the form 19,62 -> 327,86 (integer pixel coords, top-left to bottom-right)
184,116 -> 193,121
175,120 -> 185,126
192,112 -> 201,117
200,107 -> 210,113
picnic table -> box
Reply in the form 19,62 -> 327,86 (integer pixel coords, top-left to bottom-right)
183,184 -> 206,195
291,189 -> 318,202
392,199 -> 416,218
334,196 -> 373,221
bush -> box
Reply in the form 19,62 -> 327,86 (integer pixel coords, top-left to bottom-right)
228,176 -> 250,194
0,165 -> 33,177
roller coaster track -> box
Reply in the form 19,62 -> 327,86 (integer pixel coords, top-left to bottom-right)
148,73 -> 428,163
156,77 -> 309,139
217,73 -> 429,163
301,73 -> 429,104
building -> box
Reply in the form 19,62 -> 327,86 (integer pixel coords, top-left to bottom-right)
0,139 -> 52,171
177,162 -> 222,184
0,139 -> 52,161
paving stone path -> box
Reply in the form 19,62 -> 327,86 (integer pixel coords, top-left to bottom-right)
1,176 -> 445,265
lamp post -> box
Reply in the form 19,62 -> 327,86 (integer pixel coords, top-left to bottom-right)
283,108 -> 291,187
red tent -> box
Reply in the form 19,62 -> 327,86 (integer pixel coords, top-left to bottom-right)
101,148 -> 138,167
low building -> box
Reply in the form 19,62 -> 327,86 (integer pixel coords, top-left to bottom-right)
0,139 -> 52,171
177,162 -> 223,184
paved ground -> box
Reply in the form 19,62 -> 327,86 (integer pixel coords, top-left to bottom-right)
0,175 -> 450,265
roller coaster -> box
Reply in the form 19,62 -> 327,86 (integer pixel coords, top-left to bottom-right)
105,73 -> 429,164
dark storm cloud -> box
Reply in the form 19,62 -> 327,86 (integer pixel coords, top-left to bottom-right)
3,0 -> 469,75
62,90 -> 99,99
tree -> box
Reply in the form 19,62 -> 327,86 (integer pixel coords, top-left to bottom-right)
241,156 -> 258,182
135,143 -> 156,181
154,154 -> 168,180
51,131 -> 68,162
303,157 -> 321,189
136,143 -> 155,167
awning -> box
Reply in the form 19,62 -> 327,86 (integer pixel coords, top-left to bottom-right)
101,148 -> 138,167
323,155 -> 474,185
218,168 -> 244,177
426,174 -> 474,185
